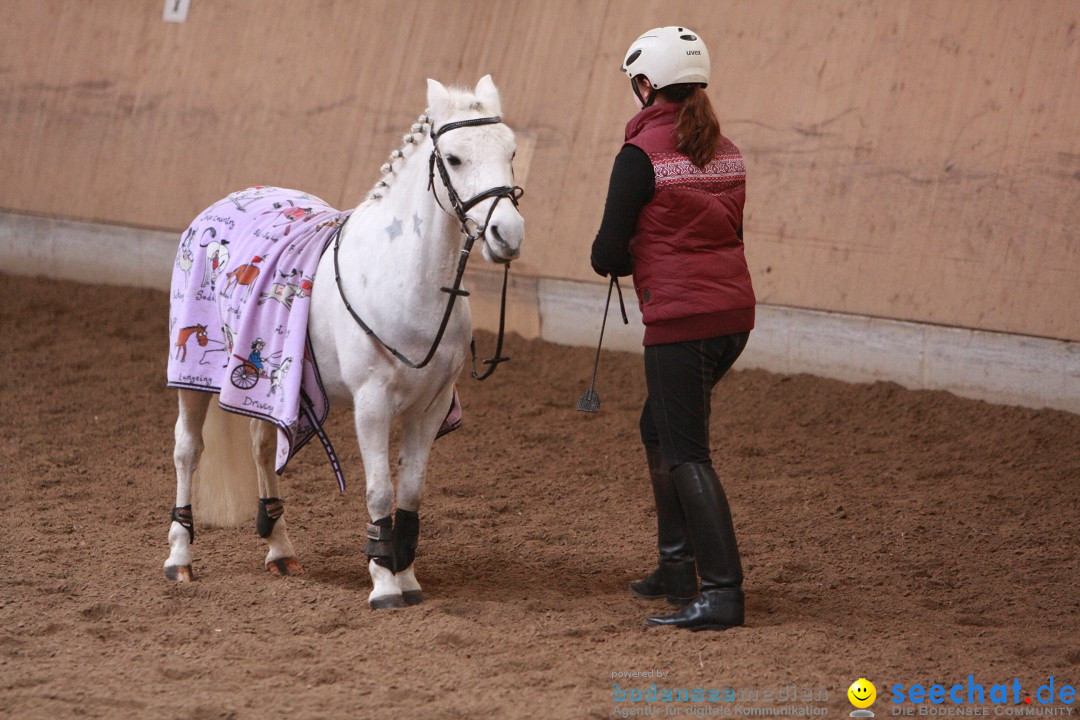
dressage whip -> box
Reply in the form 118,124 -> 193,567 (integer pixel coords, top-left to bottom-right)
576,275 -> 629,413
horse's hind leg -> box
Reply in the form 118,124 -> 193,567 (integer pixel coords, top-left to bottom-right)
165,389 -> 212,581
394,386 -> 456,606
251,419 -> 302,576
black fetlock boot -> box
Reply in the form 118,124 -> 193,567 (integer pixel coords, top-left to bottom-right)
629,446 -> 698,605
365,517 -> 403,609
365,517 -> 395,570
645,462 -> 744,631
256,497 -> 284,538
392,508 -> 423,606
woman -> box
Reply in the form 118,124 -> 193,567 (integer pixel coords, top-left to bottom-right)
590,26 -> 755,631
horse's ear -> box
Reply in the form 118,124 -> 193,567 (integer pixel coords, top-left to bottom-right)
474,74 -> 501,115
426,79 -> 451,118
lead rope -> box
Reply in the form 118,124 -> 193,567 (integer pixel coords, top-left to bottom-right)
470,262 -> 511,380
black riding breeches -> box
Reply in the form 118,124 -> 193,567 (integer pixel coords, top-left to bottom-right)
639,332 -> 750,471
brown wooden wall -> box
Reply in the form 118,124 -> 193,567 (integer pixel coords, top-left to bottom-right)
2,0 -> 1078,340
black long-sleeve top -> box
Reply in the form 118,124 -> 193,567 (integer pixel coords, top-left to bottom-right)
589,145 -> 655,278
589,144 -> 745,278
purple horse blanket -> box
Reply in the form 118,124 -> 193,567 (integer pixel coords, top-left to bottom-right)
167,186 -> 462,491
167,187 -> 350,488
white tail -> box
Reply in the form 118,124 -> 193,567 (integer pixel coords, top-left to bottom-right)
192,401 -> 259,526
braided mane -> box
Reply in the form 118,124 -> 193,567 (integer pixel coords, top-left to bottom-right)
367,86 -> 494,201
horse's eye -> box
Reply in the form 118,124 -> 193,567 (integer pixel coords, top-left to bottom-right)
446,155 -> 462,167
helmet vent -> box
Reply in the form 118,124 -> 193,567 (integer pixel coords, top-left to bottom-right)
681,34 -> 697,41
625,49 -> 642,66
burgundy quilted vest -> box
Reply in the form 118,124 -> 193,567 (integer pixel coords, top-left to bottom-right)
624,103 -> 755,346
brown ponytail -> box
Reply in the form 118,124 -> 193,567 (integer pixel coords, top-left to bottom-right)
663,84 -> 722,169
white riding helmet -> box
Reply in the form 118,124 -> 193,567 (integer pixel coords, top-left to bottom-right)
621,26 -> 711,89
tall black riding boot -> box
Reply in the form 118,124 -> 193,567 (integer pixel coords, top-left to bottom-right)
645,462 -> 744,630
629,446 -> 698,605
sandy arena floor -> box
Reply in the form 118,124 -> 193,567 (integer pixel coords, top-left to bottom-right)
1,275 -> 1077,719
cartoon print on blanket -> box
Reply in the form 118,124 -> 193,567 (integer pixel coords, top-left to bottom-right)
167,187 -> 463,491
167,187 -> 349,488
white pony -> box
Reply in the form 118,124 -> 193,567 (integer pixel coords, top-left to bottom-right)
165,76 -> 524,609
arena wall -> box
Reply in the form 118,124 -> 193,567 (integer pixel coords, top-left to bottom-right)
2,1 -> 1078,411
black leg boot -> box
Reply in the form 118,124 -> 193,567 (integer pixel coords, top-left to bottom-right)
629,446 -> 698,605
645,462 -> 744,630
392,508 -> 423,606
365,517 -> 404,609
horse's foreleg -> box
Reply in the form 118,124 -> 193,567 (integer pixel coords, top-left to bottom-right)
251,419 -> 301,576
165,389 -> 212,581
354,399 -> 402,609
393,386 -> 455,606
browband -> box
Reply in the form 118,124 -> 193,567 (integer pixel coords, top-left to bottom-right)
430,115 -> 502,142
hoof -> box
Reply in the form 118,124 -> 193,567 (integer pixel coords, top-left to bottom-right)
402,590 -> 424,606
369,594 -> 406,610
266,557 -> 303,576
164,565 -> 193,582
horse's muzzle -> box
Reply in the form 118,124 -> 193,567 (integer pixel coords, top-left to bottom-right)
486,224 -> 519,263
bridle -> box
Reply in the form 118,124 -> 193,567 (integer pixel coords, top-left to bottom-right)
428,116 -> 524,238
333,114 -> 524,381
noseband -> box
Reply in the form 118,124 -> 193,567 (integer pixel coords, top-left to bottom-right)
333,114 -> 523,380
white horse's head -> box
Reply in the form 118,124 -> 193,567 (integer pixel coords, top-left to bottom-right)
426,76 -> 525,264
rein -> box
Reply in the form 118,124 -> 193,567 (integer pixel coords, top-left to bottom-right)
332,114 -> 523,380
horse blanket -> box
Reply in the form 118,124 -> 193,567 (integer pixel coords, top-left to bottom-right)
167,186 -> 463,490
167,187 -> 351,488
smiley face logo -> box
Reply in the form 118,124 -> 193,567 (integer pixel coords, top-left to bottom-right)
848,678 -> 877,709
